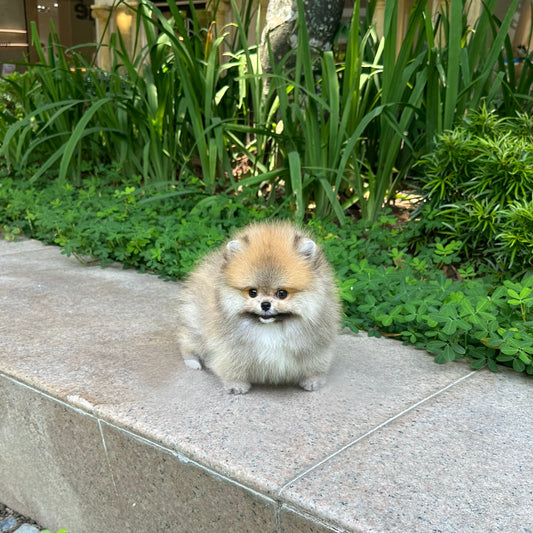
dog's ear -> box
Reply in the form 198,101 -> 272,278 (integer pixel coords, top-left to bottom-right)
298,238 -> 316,259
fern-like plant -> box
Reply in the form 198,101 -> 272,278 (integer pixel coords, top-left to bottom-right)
413,107 -> 533,272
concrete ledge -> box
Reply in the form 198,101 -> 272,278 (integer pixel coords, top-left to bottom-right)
0,239 -> 531,532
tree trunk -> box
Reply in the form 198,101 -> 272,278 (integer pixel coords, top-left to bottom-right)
259,0 -> 345,72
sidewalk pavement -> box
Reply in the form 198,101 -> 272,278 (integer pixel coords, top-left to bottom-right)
0,238 -> 531,533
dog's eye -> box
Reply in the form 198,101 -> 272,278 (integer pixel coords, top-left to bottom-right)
248,288 -> 258,298
276,289 -> 288,300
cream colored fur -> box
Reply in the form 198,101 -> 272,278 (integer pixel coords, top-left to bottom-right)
177,221 -> 340,394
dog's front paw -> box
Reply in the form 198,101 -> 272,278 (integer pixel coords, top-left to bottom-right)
299,376 -> 327,391
183,358 -> 203,370
224,381 -> 251,395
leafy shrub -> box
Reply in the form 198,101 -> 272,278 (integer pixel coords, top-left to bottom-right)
412,107 -> 533,273
497,199 -> 533,269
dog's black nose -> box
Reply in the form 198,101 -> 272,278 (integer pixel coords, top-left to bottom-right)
261,301 -> 271,311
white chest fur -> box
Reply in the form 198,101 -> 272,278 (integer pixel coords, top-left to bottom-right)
240,321 -> 305,383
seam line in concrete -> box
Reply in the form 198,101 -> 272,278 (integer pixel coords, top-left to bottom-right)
98,419 -> 121,499
278,370 -> 478,494
0,372 -> 96,419
277,503 -> 347,533
1,372 -> 276,506
96,420 -> 279,504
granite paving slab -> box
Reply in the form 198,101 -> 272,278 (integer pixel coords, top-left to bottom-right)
280,369 -> 533,532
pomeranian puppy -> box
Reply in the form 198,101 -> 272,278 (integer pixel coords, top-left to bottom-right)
177,221 -> 340,394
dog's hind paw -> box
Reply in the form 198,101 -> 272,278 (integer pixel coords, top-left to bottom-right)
299,376 -> 327,391
224,381 -> 251,395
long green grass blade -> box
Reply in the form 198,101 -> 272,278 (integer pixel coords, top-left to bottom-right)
58,97 -> 114,182
288,151 -> 304,222
443,0 -> 462,131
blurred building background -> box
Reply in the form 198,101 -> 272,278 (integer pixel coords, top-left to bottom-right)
0,0 -> 531,74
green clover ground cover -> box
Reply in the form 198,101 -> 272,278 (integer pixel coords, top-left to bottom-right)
317,218 -> 533,374
1,0 -> 532,377
0,170 -> 276,278
1,168 -> 532,376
